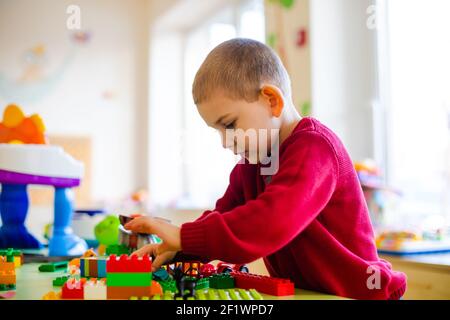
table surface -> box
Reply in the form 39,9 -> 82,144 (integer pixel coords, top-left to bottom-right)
8,263 -> 347,300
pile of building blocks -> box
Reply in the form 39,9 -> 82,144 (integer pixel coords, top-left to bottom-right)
0,248 -> 23,268
231,271 -> 295,296
0,255 -> 16,291
41,249 -> 295,300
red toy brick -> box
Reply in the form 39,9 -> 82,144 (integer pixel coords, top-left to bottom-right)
106,254 -> 151,273
231,271 -> 295,296
61,278 -> 86,299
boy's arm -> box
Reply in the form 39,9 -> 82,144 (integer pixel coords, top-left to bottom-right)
180,132 -> 339,264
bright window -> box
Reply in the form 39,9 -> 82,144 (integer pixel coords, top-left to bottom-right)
378,0 -> 450,228
149,0 -> 265,209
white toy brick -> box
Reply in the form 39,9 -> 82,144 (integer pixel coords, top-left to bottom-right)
84,280 -> 107,300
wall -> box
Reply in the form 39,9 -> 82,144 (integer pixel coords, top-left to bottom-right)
0,0 -> 174,204
310,0 -> 377,161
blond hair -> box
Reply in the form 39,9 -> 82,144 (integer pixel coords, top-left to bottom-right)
192,38 -> 292,104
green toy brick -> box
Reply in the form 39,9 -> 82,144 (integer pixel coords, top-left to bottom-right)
106,272 -> 152,287
238,289 -> 251,300
209,273 -> 235,289
159,279 -> 177,293
207,289 -> 218,300
228,289 -> 239,300
218,289 -> 228,300
196,277 -> 209,290
0,284 -> 16,291
106,244 -> 131,255
195,290 -> 207,300
52,275 -> 70,287
38,261 -> 68,272
249,289 -> 263,300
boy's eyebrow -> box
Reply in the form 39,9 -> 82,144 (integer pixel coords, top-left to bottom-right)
215,113 -> 231,126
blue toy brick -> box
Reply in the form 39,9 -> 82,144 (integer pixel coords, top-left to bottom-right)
80,259 -> 85,277
97,258 -> 107,278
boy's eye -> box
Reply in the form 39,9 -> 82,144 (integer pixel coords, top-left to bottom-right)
224,121 -> 235,129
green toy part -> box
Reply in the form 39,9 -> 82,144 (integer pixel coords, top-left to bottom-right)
94,215 -> 120,246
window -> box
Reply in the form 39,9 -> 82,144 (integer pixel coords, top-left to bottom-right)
377,0 -> 450,228
149,0 -> 265,209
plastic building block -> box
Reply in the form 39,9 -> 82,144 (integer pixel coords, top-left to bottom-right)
53,275 -> 70,287
84,279 -> 107,300
209,273 -> 235,289
0,270 -> 16,285
38,261 -> 68,272
195,277 -> 209,290
106,254 -> 151,273
0,283 -> 16,291
249,289 -> 263,300
0,248 -> 23,267
42,291 -> 61,300
149,280 -> 163,296
153,268 -> 170,281
106,272 -> 152,287
159,278 -> 177,293
107,286 -> 152,300
105,244 -> 131,256
231,271 -> 295,296
61,278 -> 86,299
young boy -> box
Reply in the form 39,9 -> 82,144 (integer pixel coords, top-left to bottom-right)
125,38 -> 407,299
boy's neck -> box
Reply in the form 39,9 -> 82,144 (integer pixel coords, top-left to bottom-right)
279,104 -> 302,145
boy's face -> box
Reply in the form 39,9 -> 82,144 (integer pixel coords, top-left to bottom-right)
197,90 -> 281,163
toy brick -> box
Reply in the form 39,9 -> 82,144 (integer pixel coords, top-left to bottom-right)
209,273 -> 235,289
39,261 -> 68,272
0,270 -> 16,285
0,284 -> 16,291
88,259 -> 98,278
106,286 -> 151,300
61,278 -> 86,299
97,258 -> 107,278
53,276 -> 70,287
149,280 -> 163,296
106,272 -> 152,287
249,289 -> 263,300
84,279 -> 107,300
0,260 -> 14,272
105,244 -> 131,256
106,254 -> 151,273
231,271 -> 294,296
80,259 -> 85,276
159,278 -> 177,293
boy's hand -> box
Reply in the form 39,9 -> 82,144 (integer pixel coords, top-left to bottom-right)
124,216 -> 182,262
132,245 -> 178,272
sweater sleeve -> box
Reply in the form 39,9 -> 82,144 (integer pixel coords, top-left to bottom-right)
180,131 -> 339,264
194,163 -> 244,222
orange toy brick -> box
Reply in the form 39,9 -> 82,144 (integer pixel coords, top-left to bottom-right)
106,254 -> 152,273
106,286 -> 152,300
0,270 -> 16,285
0,104 -> 47,144
149,280 -> 163,296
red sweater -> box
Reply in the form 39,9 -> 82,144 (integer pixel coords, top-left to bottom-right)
180,117 -> 407,299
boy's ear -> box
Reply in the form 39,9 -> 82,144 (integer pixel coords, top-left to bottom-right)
260,85 -> 284,117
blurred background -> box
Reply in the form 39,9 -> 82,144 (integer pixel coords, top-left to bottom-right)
1,0 -> 450,298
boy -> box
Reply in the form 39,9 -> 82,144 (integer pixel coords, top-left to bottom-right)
125,38 -> 406,299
